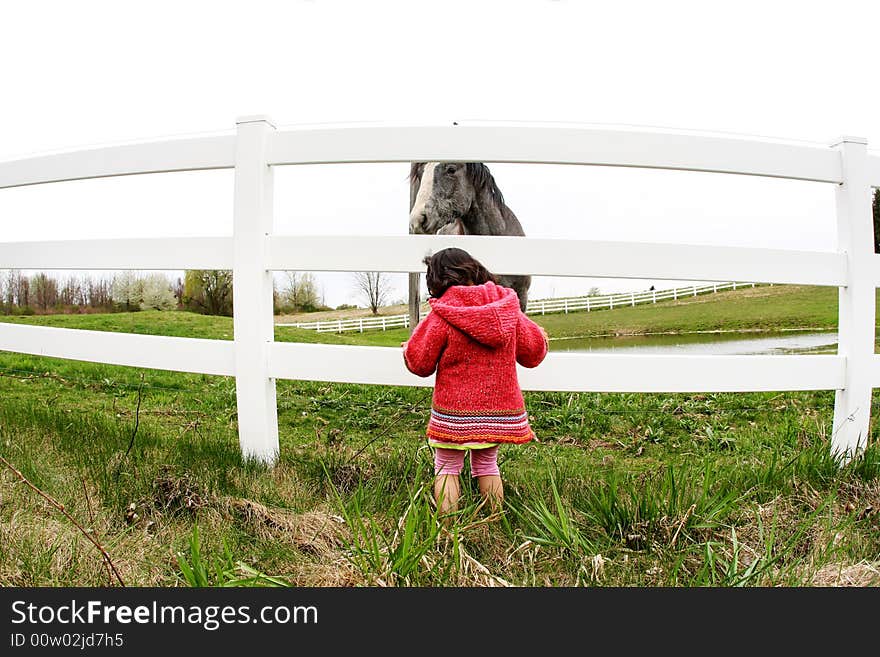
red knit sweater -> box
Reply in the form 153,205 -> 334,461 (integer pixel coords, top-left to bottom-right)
403,281 -> 548,447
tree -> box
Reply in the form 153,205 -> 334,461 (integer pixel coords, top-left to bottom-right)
873,188 -> 880,254
140,273 -> 177,310
183,270 -> 233,316
31,272 -> 59,311
58,275 -> 80,307
281,271 -> 321,312
87,275 -> 113,309
16,272 -> 29,309
172,276 -> 184,307
112,271 -> 144,311
352,271 -> 392,315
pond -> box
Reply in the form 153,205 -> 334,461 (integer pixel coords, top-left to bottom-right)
549,330 -> 838,356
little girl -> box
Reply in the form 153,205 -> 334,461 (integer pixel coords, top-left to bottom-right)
402,247 -> 548,515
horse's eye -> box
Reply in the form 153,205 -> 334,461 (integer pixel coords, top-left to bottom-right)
445,165 -> 458,175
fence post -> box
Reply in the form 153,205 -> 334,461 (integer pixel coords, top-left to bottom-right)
586,297 -> 590,311
408,273 -> 420,334
631,292 -> 635,306
831,136 -> 874,462
232,115 -> 278,465
337,319 -> 342,333
732,282 -> 737,290
673,288 -> 677,300
652,289 -> 656,303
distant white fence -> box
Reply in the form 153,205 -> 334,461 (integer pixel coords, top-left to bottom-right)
1,118 -> 878,465
528,281 -> 755,315
285,313 -> 412,333
283,281 -> 756,333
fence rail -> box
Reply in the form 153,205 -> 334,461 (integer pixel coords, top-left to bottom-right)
286,314 -> 412,333
281,281 -> 758,333
1,117 -> 878,465
529,281 -> 754,314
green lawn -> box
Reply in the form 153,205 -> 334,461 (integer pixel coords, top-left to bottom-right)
1,284 -> 878,588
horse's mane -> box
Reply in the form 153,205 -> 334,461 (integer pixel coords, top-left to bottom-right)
409,162 -> 507,211
465,163 -> 506,210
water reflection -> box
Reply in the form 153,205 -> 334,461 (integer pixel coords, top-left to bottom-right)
550,330 -> 838,356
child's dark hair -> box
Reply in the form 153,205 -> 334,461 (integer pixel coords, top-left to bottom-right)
423,248 -> 498,299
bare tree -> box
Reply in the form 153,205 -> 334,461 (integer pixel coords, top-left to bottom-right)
75,275 -> 90,307
17,272 -> 29,309
281,271 -> 321,312
352,271 -> 392,315
59,274 -> 82,308
89,275 -> 113,309
5,270 -> 23,308
31,272 -> 58,311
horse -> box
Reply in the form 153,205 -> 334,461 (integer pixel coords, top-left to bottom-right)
408,162 -> 531,315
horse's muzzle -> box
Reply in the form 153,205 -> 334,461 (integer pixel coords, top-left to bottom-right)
409,212 -> 428,234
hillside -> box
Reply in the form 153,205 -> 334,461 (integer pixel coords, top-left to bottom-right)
278,284 -> 850,341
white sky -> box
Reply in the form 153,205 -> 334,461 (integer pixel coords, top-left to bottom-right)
1,0 -> 878,308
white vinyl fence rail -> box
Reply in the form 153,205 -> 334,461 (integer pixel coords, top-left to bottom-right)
285,313 -> 412,333
528,281 -> 755,315
1,118 -> 878,465
284,281 -> 757,333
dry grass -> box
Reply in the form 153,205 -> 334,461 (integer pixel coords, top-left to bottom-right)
221,498 -> 347,557
809,561 -> 880,586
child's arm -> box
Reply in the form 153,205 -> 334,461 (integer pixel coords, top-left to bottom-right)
515,313 -> 549,368
402,312 -> 447,377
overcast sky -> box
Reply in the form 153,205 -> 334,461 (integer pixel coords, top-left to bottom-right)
1,0 -> 878,308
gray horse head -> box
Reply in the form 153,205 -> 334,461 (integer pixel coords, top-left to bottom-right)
408,161 -> 532,311
408,162 -> 474,234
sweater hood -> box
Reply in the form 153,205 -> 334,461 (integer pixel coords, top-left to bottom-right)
428,281 -> 520,348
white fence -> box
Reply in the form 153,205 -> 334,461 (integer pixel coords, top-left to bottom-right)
285,313 -> 412,333
282,281 -> 755,333
1,118 -> 879,465
528,281 -> 755,315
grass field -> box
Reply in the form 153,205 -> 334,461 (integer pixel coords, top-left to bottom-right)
1,284 -> 878,587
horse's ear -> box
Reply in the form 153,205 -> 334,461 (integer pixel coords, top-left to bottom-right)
409,162 -> 425,183
409,163 -> 425,210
